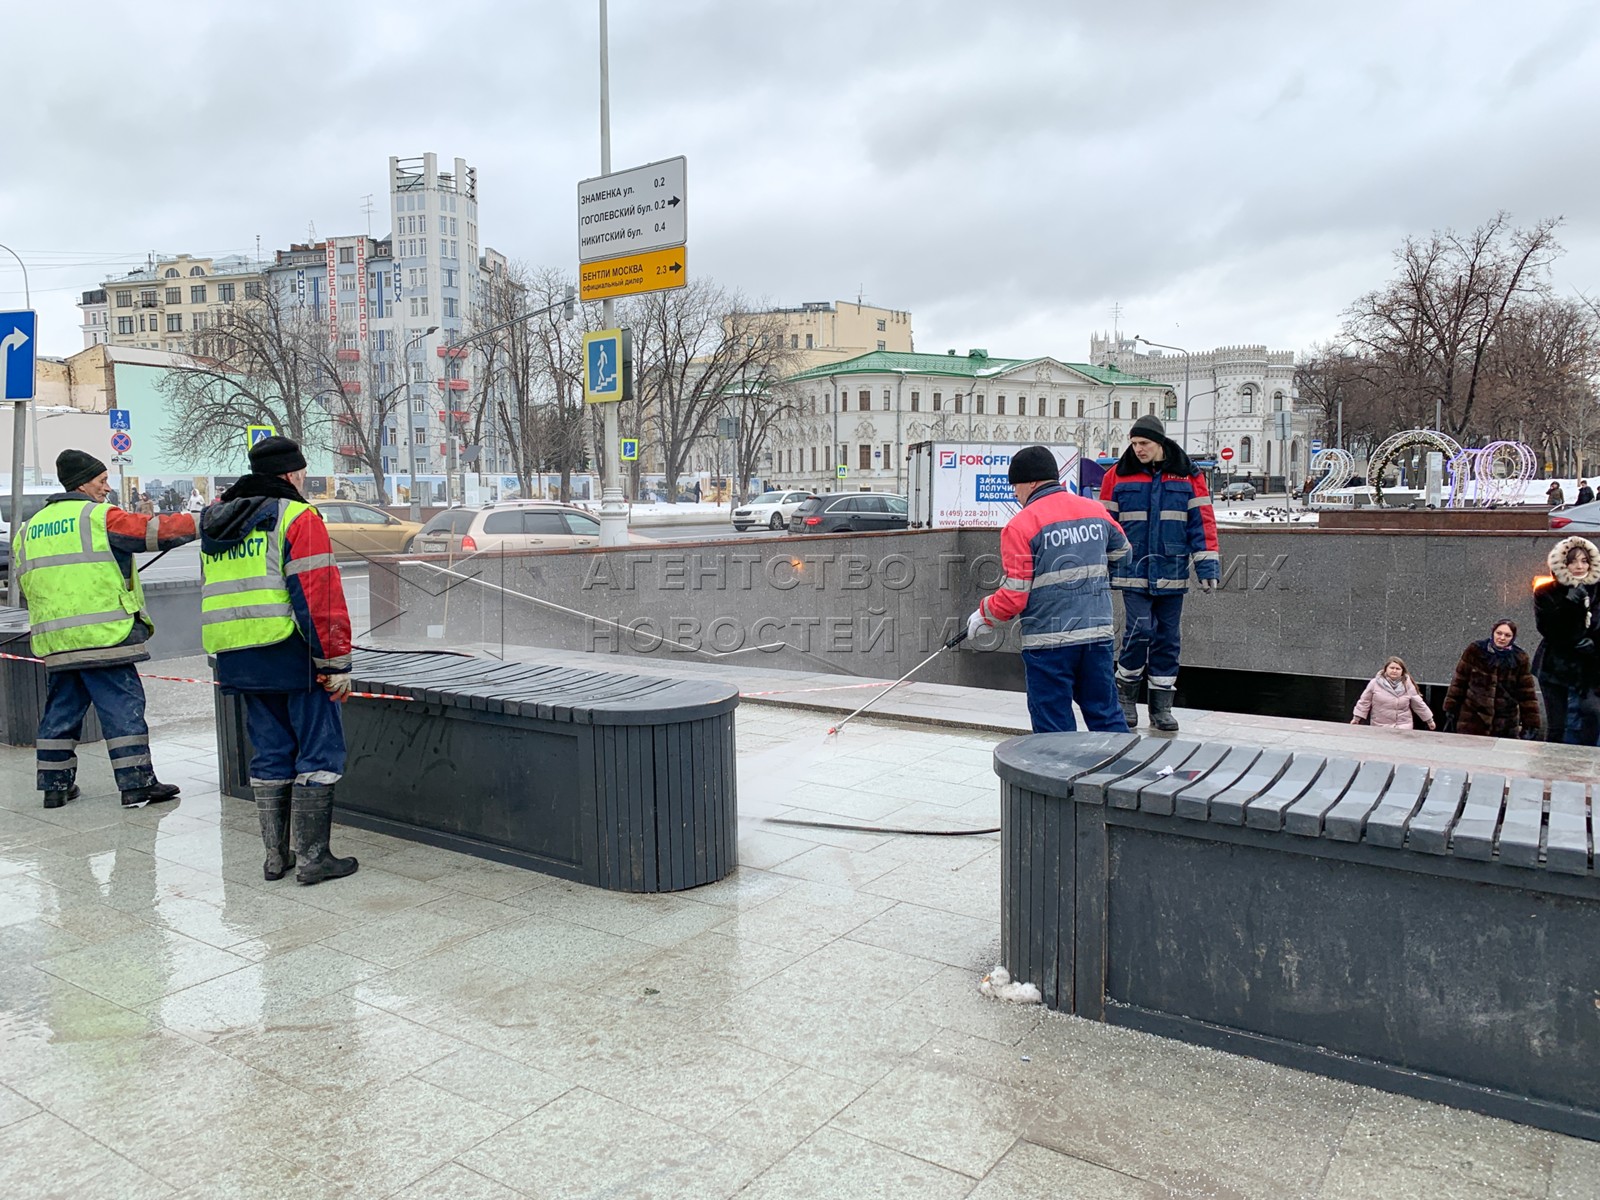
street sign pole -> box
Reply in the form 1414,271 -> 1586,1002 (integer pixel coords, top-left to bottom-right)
0,256 -> 37,605
595,0 -> 628,547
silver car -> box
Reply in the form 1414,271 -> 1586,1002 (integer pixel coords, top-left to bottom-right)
1551,501 -> 1600,533
731,490 -> 813,532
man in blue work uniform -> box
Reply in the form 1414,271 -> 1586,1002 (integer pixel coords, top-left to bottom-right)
1098,414 -> 1221,732
200,436 -> 358,885
14,449 -> 197,808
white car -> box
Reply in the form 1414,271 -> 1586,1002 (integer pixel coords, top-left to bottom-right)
731,490 -> 813,532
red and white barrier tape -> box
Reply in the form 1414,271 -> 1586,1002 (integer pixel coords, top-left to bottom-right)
1,651 -> 411,702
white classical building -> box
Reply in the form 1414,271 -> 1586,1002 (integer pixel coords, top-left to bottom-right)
770,349 -> 1173,494
1088,334 -> 1308,484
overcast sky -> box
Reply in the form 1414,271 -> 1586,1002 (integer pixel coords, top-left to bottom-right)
4,0 -> 1598,364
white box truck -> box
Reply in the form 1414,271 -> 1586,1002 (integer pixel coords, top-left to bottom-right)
906,442 -> 1085,528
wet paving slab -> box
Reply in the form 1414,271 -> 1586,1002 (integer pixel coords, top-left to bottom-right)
0,655 -> 1593,1198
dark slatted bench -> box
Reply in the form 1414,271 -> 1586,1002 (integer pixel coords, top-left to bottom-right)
996,732 -> 1600,1141
216,647 -> 738,892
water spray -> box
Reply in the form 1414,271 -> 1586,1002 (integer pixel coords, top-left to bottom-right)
825,628 -> 968,737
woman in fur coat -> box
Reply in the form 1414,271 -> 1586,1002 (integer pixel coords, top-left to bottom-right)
1442,620 -> 1542,738
1532,535 -> 1600,744
1351,656 -> 1435,730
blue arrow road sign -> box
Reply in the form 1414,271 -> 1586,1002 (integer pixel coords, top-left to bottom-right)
0,310 -> 37,401
109,409 -> 131,430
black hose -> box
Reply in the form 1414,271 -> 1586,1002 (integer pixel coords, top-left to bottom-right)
764,816 -> 998,837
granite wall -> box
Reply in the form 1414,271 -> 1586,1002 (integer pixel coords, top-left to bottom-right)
371,526 -> 1555,693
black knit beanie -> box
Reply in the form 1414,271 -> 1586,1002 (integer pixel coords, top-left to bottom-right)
57,449 -> 108,491
248,436 -> 307,476
1129,413 -> 1166,441
1007,445 -> 1058,485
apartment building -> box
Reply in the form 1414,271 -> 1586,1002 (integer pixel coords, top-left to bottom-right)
768,348 -> 1172,493
92,254 -> 268,352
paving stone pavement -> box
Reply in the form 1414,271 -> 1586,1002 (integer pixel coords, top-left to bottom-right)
0,664 -> 1595,1199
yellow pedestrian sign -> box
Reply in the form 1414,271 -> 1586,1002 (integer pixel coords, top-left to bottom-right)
836,465 -> 848,479
620,438 -> 639,461
248,424 -> 276,446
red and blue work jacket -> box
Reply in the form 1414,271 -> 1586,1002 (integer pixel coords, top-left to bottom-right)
1098,455 -> 1220,593
979,483 -> 1129,650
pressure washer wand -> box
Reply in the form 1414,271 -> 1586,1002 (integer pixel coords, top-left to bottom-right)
825,629 -> 968,737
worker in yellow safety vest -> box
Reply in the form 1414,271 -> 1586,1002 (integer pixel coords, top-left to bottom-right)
14,449 -> 197,809
199,436 -> 358,885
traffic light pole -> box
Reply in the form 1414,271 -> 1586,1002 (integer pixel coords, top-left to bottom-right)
596,0 -> 627,548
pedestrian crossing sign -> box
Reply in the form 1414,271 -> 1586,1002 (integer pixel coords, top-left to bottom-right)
583,329 -> 631,405
836,465 -> 847,479
620,438 -> 639,461
248,425 -> 276,446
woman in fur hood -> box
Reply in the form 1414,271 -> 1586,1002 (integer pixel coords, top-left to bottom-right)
1443,619 -> 1542,739
1533,535 -> 1600,744
1351,656 -> 1435,730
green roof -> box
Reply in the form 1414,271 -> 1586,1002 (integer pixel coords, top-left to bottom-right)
784,350 -> 1167,388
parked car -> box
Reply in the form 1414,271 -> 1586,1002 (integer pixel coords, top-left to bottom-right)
1550,501 -> 1600,532
788,492 -> 909,535
1219,482 -> 1257,501
731,490 -> 813,531
411,501 -> 654,554
314,501 -> 423,560
406,506 -> 477,554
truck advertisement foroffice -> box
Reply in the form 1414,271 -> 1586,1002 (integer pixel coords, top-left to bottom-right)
908,442 -> 1084,528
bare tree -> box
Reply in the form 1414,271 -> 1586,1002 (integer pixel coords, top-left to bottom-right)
728,375 -> 798,498
161,287 -> 340,459
323,348 -> 411,504
620,283 -> 799,502
1342,213 -> 1563,437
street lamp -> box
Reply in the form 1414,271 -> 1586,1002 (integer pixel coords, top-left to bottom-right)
404,325 -> 438,521
1135,335 -> 1191,450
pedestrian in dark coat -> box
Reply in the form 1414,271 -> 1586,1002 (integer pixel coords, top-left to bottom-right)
1576,480 -> 1595,506
1442,620 -> 1542,738
1547,481 -> 1566,507
1532,535 -> 1600,744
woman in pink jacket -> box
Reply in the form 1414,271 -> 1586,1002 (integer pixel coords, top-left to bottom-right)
1351,656 -> 1435,730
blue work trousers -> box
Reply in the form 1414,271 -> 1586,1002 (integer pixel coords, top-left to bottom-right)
37,664 -> 155,793
243,690 -> 347,786
1021,642 -> 1128,734
1116,591 -> 1185,689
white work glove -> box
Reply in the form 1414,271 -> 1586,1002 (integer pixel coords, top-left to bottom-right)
318,673 -> 352,703
1198,579 -> 1218,594
967,609 -> 989,640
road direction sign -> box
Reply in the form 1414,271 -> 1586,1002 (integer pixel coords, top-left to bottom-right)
110,430 -> 132,454
579,245 -> 686,303
1219,447 -> 1235,462
0,310 -> 37,401
582,329 -> 632,404
620,438 -> 639,461
578,156 -> 686,264
248,424 -> 276,446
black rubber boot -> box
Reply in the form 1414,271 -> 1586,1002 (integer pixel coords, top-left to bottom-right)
121,781 -> 181,808
1115,677 -> 1141,730
291,783 -> 359,885
253,784 -> 295,881
1148,688 -> 1180,733
42,785 -> 81,810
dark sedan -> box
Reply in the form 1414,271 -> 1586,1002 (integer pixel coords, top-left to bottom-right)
788,493 -> 909,534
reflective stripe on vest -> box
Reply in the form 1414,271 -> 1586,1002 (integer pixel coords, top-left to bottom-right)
200,499 -> 311,653
14,501 -> 142,660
